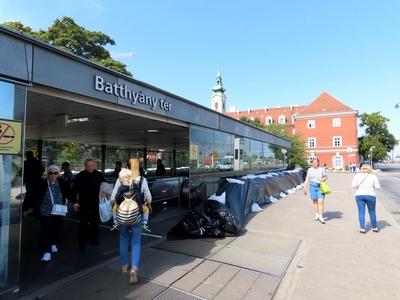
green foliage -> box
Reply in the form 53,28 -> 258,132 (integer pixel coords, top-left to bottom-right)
239,117 -> 308,169
2,17 -> 132,76
358,112 -> 398,162
239,116 -> 264,129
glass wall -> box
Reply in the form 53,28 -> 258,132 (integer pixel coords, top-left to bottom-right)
0,80 -> 26,296
189,125 -> 288,205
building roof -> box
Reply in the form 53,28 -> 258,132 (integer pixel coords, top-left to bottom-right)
296,92 -> 356,116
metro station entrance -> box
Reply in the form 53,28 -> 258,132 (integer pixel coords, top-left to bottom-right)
19,86 -> 190,295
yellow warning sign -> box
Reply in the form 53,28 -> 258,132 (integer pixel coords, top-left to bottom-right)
0,119 -> 22,155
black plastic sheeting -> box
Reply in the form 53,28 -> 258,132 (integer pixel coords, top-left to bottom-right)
168,169 -> 306,239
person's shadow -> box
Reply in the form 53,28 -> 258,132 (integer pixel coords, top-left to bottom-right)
324,211 -> 343,221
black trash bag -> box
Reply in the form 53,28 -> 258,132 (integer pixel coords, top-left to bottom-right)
181,211 -> 206,238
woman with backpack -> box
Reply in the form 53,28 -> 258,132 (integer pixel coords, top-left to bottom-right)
111,158 -> 152,284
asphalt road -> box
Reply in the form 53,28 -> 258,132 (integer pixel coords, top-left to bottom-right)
375,163 -> 400,225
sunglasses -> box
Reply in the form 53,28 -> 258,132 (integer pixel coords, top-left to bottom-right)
48,172 -> 59,175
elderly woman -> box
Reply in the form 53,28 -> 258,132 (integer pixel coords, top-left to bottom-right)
37,165 -> 67,262
352,163 -> 381,233
303,158 -> 328,224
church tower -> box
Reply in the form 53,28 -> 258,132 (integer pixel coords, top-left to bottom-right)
211,70 -> 227,113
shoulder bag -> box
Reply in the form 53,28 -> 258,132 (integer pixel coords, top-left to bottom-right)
48,180 -> 68,216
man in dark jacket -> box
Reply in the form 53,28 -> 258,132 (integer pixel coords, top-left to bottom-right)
71,159 -> 104,249
23,150 -> 45,213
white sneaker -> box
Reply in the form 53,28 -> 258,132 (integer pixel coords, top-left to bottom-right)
41,252 -> 51,262
314,215 -> 319,221
51,245 -> 58,253
318,217 -> 326,224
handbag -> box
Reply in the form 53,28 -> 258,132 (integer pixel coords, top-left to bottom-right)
48,180 -> 68,216
319,181 -> 331,195
99,197 -> 113,223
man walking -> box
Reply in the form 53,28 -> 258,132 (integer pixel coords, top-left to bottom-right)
71,159 -> 104,249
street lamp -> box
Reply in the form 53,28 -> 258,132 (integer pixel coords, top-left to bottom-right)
281,148 -> 288,167
369,146 -> 375,166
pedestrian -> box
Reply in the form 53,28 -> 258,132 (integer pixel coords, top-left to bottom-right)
351,163 -> 381,233
37,165 -> 67,262
112,158 -> 152,284
303,158 -> 328,224
61,161 -> 74,187
23,150 -> 45,214
155,158 -> 166,176
112,161 -> 122,179
71,158 -> 104,249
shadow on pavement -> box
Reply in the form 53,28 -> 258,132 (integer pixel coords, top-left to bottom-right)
324,210 -> 344,221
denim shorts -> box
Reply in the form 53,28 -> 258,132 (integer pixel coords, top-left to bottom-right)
309,182 -> 325,200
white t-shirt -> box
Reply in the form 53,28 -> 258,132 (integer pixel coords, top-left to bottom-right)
306,167 -> 326,183
352,173 -> 380,196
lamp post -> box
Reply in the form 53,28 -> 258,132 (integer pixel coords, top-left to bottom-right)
281,148 -> 287,167
369,146 -> 375,166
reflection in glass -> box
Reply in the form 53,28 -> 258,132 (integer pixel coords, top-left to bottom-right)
0,80 -> 26,296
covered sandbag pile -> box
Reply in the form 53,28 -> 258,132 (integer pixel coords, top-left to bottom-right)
169,169 -> 305,239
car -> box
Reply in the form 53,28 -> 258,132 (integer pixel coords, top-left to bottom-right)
147,176 -> 189,203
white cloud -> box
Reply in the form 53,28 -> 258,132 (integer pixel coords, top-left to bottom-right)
111,51 -> 136,59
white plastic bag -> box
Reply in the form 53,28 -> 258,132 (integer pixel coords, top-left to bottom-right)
251,203 -> 263,212
99,197 -> 113,223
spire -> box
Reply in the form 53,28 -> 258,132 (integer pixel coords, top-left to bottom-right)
212,70 -> 225,93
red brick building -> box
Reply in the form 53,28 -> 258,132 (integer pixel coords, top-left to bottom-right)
226,92 -> 359,169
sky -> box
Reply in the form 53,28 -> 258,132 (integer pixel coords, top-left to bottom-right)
1,0 -> 400,153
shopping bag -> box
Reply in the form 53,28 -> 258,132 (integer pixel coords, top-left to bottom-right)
319,181 -> 331,195
99,197 -> 113,223
51,204 -> 68,216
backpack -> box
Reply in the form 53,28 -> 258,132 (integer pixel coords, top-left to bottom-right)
116,177 -> 144,226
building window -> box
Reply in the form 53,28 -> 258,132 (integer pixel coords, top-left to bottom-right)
307,120 -> 315,129
265,116 -> 273,124
333,136 -> 342,147
332,118 -> 341,127
308,138 -> 316,148
214,102 -> 218,110
278,115 -> 286,124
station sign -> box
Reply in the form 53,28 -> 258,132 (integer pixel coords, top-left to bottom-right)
0,119 -> 22,155
94,75 -> 172,112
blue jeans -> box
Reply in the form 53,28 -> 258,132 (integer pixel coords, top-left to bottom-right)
355,195 -> 377,229
119,222 -> 143,269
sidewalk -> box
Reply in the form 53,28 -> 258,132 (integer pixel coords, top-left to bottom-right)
20,172 -> 400,300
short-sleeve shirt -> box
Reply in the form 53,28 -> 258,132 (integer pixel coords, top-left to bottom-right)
306,167 -> 326,183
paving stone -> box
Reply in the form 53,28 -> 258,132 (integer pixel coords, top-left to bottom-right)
152,257 -> 204,286
156,239 -> 225,258
173,260 -> 221,292
214,269 -> 260,300
210,246 -> 289,277
192,264 -> 240,299
244,274 -> 280,300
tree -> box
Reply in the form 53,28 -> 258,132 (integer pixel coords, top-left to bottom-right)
358,112 -> 398,163
239,116 -> 264,129
3,17 -> 132,76
239,117 -> 308,169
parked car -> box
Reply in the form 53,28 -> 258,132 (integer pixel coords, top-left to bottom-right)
147,176 -> 189,203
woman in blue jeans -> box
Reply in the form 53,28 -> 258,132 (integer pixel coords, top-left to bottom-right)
351,163 -> 381,233
113,158 -> 152,284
